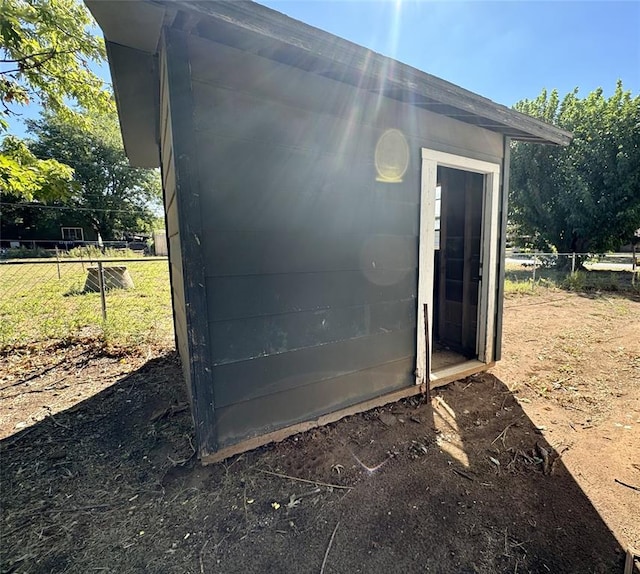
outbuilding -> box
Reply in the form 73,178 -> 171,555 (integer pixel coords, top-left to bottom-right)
87,0 -> 571,462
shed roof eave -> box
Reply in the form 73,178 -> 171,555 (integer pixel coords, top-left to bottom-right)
167,0 -> 571,147
87,0 -> 572,168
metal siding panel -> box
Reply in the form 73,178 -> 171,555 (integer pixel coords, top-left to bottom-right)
206,269 -> 417,321
203,231 -> 417,276
192,83 -> 373,162
187,35 -> 504,162
209,298 -> 416,365
215,357 -> 415,447
212,328 -> 415,407
193,134 -> 419,234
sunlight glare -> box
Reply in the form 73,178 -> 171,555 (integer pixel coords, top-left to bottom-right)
432,396 -> 470,468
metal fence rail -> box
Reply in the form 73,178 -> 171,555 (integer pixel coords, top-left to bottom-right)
1,252 -> 637,352
0,257 -> 173,351
505,251 -> 638,290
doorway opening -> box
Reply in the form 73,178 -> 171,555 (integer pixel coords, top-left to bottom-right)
416,149 -> 501,387
432,166 -> 483,370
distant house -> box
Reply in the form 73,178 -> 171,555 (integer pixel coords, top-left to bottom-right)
88,0 -> 571,462
0,202 -> 97,249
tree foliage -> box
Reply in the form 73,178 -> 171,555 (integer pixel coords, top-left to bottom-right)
24,111 -> 161,240
0,0 -> 112,128
510,81 -> 640,253
0,0 -> 114,201
0,134 -> 73,200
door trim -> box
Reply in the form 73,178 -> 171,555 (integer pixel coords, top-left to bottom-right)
417,149 -> 501,386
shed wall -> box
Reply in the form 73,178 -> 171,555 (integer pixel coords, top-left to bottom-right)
186,34 -> 504,447
159,42 -> 191,394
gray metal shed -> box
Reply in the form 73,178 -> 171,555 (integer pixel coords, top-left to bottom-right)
87,0 -> 571,463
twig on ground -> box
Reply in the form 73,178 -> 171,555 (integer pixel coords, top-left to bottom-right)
45,408 -> 70,430
21,502 -> 118,517
452,468 -> 475,481
199,529 -> 236,572
125,373 -> 140,395
243,483 -> 249,526
167,453 -> 194,467
320,521 -> 340,574
491,422 -> 516,446
199,538 -> 210,574
257,469 -> 352,490
0,350 -> 93,391
614,478 -> 640,492
503,528 -> 511,558
223,454 -> 244,476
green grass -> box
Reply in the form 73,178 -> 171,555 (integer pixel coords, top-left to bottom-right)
0,259 -> 173,351
2,258 -> 636,352
504,263 -> 640,296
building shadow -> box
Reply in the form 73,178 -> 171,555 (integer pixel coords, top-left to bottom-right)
0,358 -> 626,573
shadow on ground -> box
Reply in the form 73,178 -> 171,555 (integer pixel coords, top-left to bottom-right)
1,355 -> 625,574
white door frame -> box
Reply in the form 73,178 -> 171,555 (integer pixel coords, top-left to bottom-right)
416,148 -> 501,386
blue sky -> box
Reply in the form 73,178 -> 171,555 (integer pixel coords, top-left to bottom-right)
260,0 -> 640,105
5,0 -> 639,137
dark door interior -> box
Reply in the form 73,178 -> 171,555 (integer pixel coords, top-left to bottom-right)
433,166 -> 483,357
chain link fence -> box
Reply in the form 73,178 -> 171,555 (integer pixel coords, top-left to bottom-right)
1,251 -> 637,352
0,257 -> 174,351
505,251 -> 639,292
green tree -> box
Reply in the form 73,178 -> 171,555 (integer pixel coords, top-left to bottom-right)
0,0 -> 113,201
0,0 -> 111,127
0,135 -> 73,199
25,111 -> 161,240
510,81 -> 640,254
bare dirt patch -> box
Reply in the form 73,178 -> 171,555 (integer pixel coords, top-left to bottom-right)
494,290 -> 640,554
1,291 -> 638,573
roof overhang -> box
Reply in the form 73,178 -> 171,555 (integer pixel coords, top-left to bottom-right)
87,0 -> 572,168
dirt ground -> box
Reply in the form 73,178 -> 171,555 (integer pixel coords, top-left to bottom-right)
1,290 -> 639,573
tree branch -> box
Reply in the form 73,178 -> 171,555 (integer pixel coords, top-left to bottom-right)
1,49 -> 56,63
1,48 -> 79,73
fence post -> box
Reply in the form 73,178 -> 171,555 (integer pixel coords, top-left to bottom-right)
97,261 -> 107,321
571,252 -> 576,275
532,252 -> 537,284
55,247 -> 61,280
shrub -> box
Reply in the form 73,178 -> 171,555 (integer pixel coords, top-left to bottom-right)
64,246 -> 139,259
0,246 -> 52,259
